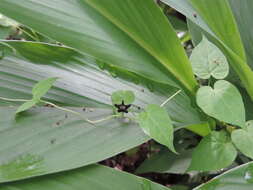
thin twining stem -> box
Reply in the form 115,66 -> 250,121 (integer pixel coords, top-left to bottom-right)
0,96 -> 30,102
0,96 -> 121,124
40,100 -> 121,124
160,90 -> 182,107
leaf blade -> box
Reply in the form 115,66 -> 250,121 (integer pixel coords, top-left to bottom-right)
32,77 -> 58,100
137,104 -> 176,153
189,131 -> 237,171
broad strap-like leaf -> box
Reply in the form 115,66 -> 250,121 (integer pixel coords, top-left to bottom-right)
0,41 -> 208,182
0,164 -> 170,190
194,161 -> 253,190
84,0 -> 198,96
0,0 -> 198,96
162,0 -> 253,101
229,0 -> 253,70
0,106 -> 149,183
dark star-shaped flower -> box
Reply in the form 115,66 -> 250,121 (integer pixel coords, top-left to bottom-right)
114,100 -> 131,113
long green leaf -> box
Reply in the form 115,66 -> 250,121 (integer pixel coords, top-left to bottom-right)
194,161 -> 253,190
84,0 -> 197,96
0,0 -> 198,96
229,0 -> 253,69
0,41 -> 208,182
0,164 -> 170,190
162,0 -> 253,100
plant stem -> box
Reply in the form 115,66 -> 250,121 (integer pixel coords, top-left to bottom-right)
0,96 -> 135,124
0,96 -> 29,102
160,90 -> 181,107
40,100 -> 119,124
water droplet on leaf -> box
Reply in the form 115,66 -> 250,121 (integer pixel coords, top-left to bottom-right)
245,166 -> 253,183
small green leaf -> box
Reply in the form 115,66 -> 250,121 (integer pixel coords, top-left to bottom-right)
189,131 -> 237,171
32,77 -> 58,100
196,80 -> 245,128
232,121 -> 253,159
137,104 -> 176,153
16,100 -> 38,114
111,90 -> 135,105
190,36 -> 229,79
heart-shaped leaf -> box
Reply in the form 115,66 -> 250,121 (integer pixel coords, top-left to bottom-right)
189,131 -> 237,171
232,120 -> 253,159
137,104 -> 176,153
111,90 -> 135,105
190,36 -> 229,79
196,80 -> 245,128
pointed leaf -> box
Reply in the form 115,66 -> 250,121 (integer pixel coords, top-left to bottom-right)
15,100 -> 37,114
32,77 -> 58,100
196,80 -> 245,128
0,41 -> 208,182
189,131 -> 237,171
137,104 -> 176,153
0,164 -> 170,190
194,161 -> 253,190
0,0 -> 198,96
136,149 -> 192,174
162,0 -> 253,101
190,36 -> 229,79
232,120 -> 253,159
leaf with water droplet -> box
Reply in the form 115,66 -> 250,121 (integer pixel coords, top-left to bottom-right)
189,131 -> 237,171
245,165 -> 253,184
137,104 -> 176,153
141,179 -> 151,190
190,36 -> 229,79
0,154 -> 44,181
111,90 -> 135,105
232,121 -> 253,159
197,80 -> 245,128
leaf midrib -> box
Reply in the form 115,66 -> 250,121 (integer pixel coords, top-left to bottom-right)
84,0 -> 195,95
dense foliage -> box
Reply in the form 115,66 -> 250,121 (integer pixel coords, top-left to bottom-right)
0,0 -> 253,189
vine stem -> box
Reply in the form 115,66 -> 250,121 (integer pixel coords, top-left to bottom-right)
0,97 -> 29,102
0,96 -> 122,124
40,100 -> 119,124
160,90 -> 182,107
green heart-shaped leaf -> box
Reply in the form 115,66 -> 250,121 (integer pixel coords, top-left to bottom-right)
190,36 -> 229,79
232,121 -> 253,159
197,80 -> 245,128
189,131 -> 237,171
137,104 -> 176,153
111,90 -> 135,105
